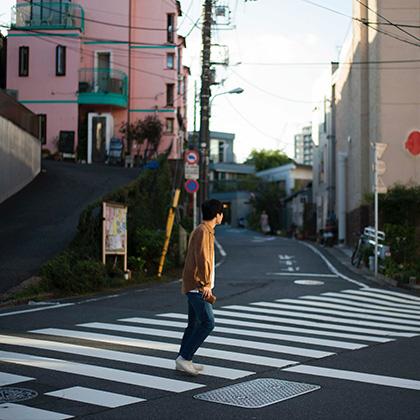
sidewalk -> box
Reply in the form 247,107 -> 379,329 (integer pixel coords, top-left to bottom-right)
322,244 -> 420,295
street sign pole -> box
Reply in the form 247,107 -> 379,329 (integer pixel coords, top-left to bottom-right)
374,144 -> 378,277
193,190 -> 197,229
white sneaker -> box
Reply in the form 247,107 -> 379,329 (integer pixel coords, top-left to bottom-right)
193,363 -> 204,371
175,356 -> 199,376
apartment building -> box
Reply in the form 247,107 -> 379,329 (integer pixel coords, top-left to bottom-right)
294,125 -> 314,165
6,0 -> 188,162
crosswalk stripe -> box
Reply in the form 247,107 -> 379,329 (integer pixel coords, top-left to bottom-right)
301,295 -> 420,315
284,365 -> 420,390
278,298 -> 420,320
78,322 -> 334,359
324,292 -> 420,311
365,288 -> 420,302
212,310 -> 415,337
222,305 -> 420,333
45,386 -> 144,408
32,328 -> 297,369
0,372 -> 34,386
120,317 -> 366,350
0,350 -> 204,393
157,313 -> 392,343
342,289 -> 420,308
0,403 -> 72,420
0,334 -> 251,380
253,301 -> 420,326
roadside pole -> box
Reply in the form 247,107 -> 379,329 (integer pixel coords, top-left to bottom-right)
184,149 -> 200,229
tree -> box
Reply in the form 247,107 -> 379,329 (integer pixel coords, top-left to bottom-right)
245,149 -> 291,171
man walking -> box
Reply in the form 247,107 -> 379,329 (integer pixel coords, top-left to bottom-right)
175,199 -> 224,376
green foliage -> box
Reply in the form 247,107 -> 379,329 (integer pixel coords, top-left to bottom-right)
131,227 -> 165,272
245,149 -> 291,172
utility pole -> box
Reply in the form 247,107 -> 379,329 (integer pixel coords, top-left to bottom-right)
199,0 -> 213,207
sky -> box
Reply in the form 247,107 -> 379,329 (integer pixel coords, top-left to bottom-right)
0,0 -> 353,162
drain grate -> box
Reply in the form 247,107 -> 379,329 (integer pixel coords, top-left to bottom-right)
194,378 -> 320,409
0,387 -> 38,403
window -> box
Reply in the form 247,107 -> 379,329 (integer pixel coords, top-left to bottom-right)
166,53 -> 175,69
19,46 -> 29,77
166,83 -> 174,106
38,114 -> 47,144
166,118 -> 174,133
56,45 -> 66,76
167,14 -> 175,43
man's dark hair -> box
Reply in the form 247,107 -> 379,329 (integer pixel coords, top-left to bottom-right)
202,199 -> 223,221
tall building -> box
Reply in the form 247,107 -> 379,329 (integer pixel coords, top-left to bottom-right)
6,0 -> 188,162
294,125 -> 313,165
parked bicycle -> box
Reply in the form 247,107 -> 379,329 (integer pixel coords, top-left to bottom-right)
351,226 -> 391,270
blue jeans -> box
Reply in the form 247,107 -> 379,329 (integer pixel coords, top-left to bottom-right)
178,292 -> 215,361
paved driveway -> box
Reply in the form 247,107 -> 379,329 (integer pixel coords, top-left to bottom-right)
0,160 -> 139,295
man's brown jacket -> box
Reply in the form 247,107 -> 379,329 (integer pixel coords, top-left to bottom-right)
181,222 -> 214,294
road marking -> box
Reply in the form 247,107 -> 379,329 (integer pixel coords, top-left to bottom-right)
78,322 -> 333,359
254,302 -> 420,326
120,317 -> 364,350
0,303 -> 75,318
299,242 -> 367,287
278,254 -> 294,260
157,313 -> 392,343
0,372 -> 34,386
214,238 -> 226,257
302,295 -> 420,315
0,403 -> 72,420
266,273 -> 338,277
46,386 -> 144,408
0,350 -> 204,393
342,289 -> 420,308
283,365 -> 420,391
366,288 -> 420,302
279,298 -> 420,320
31,328 -> 297,369
324,292 -> 420,311
223,305 -> 420,333
212,309 -> 415,337
0,334 -> 251,380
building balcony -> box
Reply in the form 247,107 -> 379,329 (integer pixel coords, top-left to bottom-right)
11,2 -> 84,32
77,68 -> 128,108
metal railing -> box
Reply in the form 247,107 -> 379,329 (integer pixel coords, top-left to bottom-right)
78,68 -> 128,97
11,2 -> 84,32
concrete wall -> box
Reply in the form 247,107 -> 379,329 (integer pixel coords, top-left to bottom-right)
0,116 -> 40,203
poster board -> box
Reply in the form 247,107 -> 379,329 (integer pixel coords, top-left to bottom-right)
102,202 -> 127,271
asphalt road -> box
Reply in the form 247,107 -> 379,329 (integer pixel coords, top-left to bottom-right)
0,160 -> 139,295
0,227 -> 420,419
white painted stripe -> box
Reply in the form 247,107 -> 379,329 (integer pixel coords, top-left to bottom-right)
79,322 -> 333,359
0,303 -> 75,318
157,313 -> 392,343
0,403 -> 72,420
266,273 -> 338,277
343,289 -> 420,308
0,334 -> 251,380
366,288 -> 420,302
46,386 -> 144,408
120,317 -> 365,350
284,365 -> 420,391
254,301 -> 420,326
212,309 -> 415,337
279,298 -> 420,320
302,295 -> 420,315
0,372 -> 34,386
299,242 -> 367,287
222,305 -> 420,333
214,238 -> 227,257
325,292 -> 420,311
0,350 -> 203,393
32,328 -> 296,369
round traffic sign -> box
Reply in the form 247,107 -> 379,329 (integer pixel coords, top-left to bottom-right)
184,149 -> 199,164
184,179 -> 199,194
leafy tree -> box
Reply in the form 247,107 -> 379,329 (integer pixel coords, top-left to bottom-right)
245,149 -> 291,171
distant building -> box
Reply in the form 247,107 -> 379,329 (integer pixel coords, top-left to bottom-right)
294,125 -> 314,165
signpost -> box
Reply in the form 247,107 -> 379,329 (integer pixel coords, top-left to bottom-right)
184,149 -> 200,228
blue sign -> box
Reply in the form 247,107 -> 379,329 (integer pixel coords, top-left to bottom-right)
184,179 -> 199,194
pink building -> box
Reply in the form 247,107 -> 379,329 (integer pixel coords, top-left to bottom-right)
6,0 -> 189,162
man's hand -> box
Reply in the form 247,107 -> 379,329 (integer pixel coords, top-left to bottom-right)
201,286 -> 212,300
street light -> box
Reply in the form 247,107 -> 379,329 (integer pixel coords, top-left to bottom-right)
209,87 -> 244,107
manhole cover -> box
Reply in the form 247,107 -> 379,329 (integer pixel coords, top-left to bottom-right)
194,378 -> 320,408
294,280 -> 325,285
0,387 -> 38,403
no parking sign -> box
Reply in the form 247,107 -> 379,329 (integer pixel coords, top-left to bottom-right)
184,179 -> 199,194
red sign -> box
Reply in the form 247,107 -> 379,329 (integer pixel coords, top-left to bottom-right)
184,149 -> 199,164
405,131 -> 420,156
184,179 -> 199,194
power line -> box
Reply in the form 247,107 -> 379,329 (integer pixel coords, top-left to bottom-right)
240,59 -> 420,66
